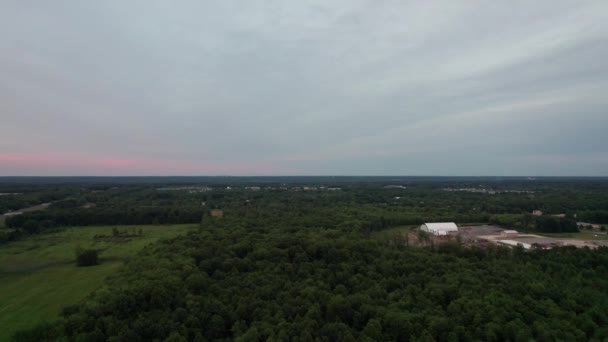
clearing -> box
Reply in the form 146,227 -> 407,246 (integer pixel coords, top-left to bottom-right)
541,230 -> 608,241
1,202 -> 52,227
0,224 -> 196,340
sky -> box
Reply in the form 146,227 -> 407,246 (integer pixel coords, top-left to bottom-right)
1,1 -> 607,176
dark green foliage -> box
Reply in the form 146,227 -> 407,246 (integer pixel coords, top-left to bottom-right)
579,210 -> 608,223
50,197 -> 86,209
22,214 -> 608,341
75,248 -> 99,267
6,177 -> 608,239
0,229 -> 24,244
11,322 -> 58,342
21,220 -> 40,234
5,177 -> 608,340
490,214 -> 579,233
534,215 -> 578,233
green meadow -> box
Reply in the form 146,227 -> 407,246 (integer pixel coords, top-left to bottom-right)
542,230 -> 608,240
0,224 -> 196,341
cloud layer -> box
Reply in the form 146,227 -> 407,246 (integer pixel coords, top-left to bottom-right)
1,1 -> 607,175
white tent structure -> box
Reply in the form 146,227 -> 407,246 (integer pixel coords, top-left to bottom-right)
420,222 -> 459,236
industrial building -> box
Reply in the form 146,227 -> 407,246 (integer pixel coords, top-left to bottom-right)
501,230 -> 519,238
420,222 -> 459,236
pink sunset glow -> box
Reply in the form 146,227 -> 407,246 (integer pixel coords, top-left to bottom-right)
0,152 -> 285,176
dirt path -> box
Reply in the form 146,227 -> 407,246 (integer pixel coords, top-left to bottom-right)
1,202 -> 52,227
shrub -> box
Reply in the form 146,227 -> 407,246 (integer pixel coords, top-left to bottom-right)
75,248 -> 99,267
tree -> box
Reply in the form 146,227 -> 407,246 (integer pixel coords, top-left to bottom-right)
417,230 -> 430,245
76,248 -> 99,267
22,220 -> 40,234
164,332 -> 187,342
363,319 -> 383,340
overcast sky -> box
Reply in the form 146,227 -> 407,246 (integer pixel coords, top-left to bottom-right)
1,1 -> 607,176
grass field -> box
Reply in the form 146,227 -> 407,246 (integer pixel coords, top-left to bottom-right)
542,230 -> 608,240
0,224 -> 196,340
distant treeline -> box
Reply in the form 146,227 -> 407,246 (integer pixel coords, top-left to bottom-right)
5,179 -> 608,243
0,207 -> 203,244
4,207 -> 202,231
489,214 -> 579,233
578,210 -> 608,224
3,205 -> 491,239
8,206 -> 578,235
0,189 -> 73,214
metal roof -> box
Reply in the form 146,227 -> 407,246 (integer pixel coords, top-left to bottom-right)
423,222 -> 458,231
498,240 -> 532,249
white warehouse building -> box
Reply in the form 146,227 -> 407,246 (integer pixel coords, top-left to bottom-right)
420,222 -> 459,236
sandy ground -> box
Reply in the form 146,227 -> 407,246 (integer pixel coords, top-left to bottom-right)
475,230 -> 608,249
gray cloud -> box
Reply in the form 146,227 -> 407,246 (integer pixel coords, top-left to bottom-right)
1,0 -> 607,175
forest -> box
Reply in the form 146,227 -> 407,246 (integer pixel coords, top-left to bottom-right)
3,177 -> 607,243
2,177 -> 608,341
14,208 -> 608,341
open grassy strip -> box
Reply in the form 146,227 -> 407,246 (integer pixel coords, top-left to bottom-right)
541,230 -> 608,240
0,224 -> 196,341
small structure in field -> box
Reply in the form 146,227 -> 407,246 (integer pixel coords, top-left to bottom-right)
210,209 -> 223,218
501,230 -> 519,238
420,222 -> 459,236
532,210 -> 543,216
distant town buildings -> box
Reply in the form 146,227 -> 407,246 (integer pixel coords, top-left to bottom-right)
154,185 -> 342,193
383,185 -> 407,189
157,186 -> 211,193
444,188 -> 534,194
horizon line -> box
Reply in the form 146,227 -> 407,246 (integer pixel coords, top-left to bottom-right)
1,175 -> 607,178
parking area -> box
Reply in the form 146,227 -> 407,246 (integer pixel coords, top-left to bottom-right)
459,225 -> 503,242
463,225 -> 608,249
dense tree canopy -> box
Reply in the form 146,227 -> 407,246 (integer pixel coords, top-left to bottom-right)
4,177 -> 608,340
5,177 -> 608,242
15,212 -> 608,341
